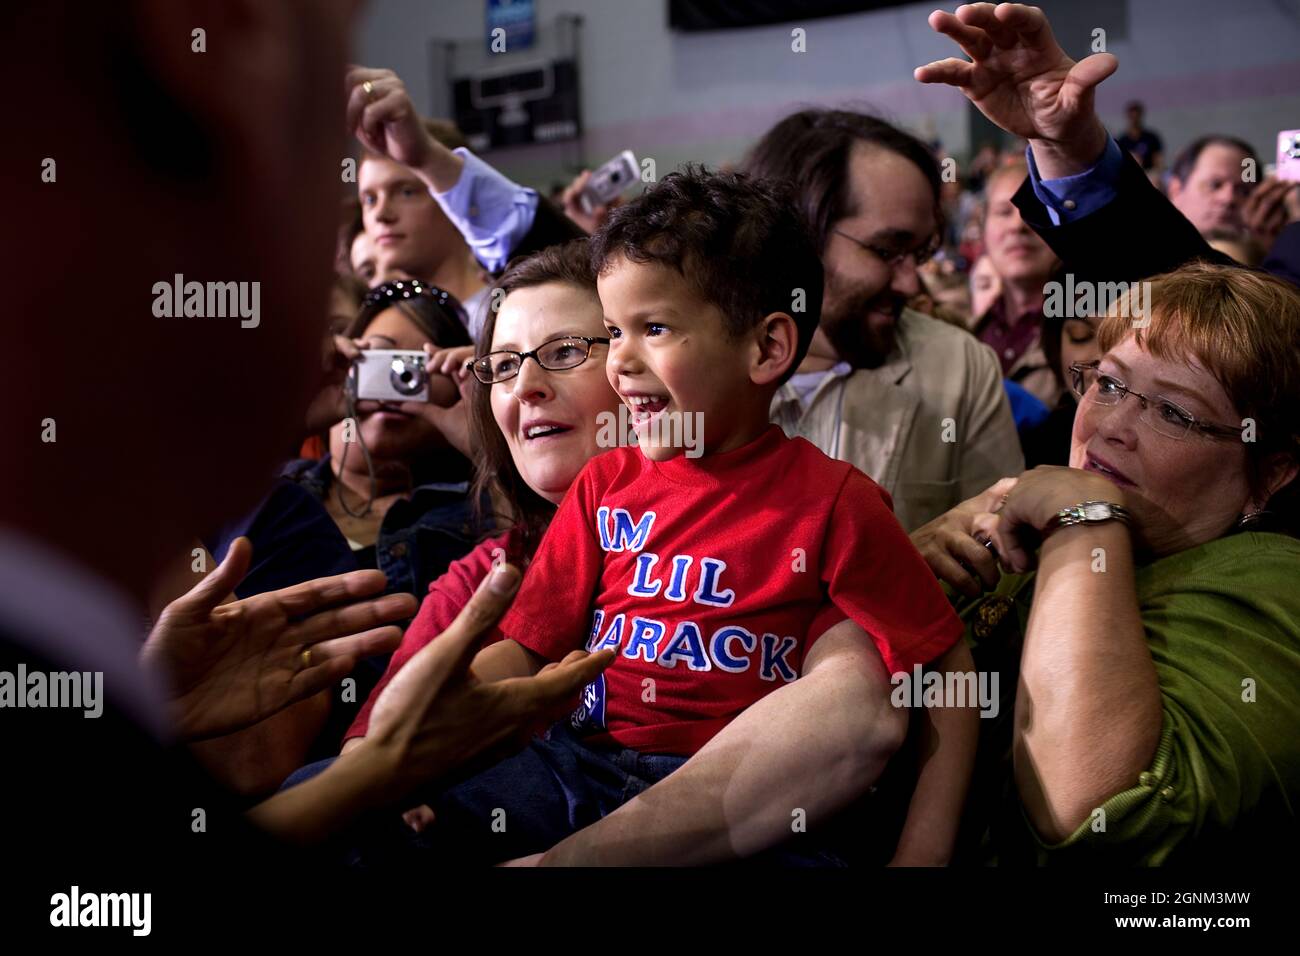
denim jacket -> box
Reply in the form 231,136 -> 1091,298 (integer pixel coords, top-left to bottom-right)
280,455 -> 488,598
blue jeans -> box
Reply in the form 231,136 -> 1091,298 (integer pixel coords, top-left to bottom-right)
286,721 -> 847,867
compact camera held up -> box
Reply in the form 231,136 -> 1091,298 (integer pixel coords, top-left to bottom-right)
1277,129 -> 1300,183
579,150 -> 639,214
351,349 -> 430,403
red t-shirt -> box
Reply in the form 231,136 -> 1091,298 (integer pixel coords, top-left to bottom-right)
499,424 -> 962,756
345,527 -> 848,743
344,529 -> 517,742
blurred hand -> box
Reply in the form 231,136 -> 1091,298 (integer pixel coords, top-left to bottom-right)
915,4 -> 1117,177
142,538 -> 416,741
561,169 -> 621,235
345,66 -> 437,171
364,563 -> 615,804
911,476 -> 1019,597
1243,178 -> 1297,250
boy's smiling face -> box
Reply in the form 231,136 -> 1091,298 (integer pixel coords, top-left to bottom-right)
598,255 -> 771,461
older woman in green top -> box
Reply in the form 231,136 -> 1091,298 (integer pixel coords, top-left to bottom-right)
914,262 -> 1300,864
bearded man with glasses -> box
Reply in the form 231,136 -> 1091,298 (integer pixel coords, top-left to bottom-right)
743,109 -> 1024,532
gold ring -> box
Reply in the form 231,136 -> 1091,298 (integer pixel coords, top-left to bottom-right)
300,648 -> 313,670
362,80 -> 375,100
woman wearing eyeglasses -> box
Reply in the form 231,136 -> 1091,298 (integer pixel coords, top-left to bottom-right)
913,261 -> 1300,864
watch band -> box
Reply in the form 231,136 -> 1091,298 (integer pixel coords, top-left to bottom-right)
1042,500 -> 1132,538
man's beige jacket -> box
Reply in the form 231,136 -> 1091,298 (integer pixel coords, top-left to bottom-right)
771,308 -> 1025,531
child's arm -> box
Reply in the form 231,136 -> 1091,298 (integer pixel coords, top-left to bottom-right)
469,638 -> 548,682
818,470 -> 980,864
889,639 -> 980,866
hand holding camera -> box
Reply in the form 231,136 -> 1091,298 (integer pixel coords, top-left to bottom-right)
561,152 -> 637,235
1243,178 -> 1297,250
339,344 -> 469,455
352,349 -> 433,403
307,336 -> 452,436
352,344 -> 465,405
305,334 -> 376,435
393,344 -> 475,457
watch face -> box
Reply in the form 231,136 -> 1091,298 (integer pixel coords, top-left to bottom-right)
1082,501 -> 1111,521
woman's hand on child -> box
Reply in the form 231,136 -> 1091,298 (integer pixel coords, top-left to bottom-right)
363,563 -> 615,805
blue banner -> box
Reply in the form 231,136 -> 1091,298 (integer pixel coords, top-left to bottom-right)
486,0 -> 535,53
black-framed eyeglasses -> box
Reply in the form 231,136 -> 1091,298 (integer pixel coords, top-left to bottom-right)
469,335 -> 611,384
832,229 -> 940,269
1069,361 -> 1245,442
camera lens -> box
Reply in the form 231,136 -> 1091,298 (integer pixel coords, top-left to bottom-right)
389,355 -> 427,396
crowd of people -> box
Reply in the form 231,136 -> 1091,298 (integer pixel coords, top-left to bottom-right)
10,1 -> 1300,909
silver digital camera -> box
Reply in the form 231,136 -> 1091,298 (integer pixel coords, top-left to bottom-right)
580,150 -> 638,214
352,349 -> 429,403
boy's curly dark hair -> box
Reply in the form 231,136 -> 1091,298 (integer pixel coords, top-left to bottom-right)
589,164 -> 824,384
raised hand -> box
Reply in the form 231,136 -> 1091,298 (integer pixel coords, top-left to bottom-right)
142,538 -> 416,741
560,169 -> 622,235
1242,178 -> 1298,250
344,65 -> 465,192
915,4 -> 1117,176
345,66 -> 434,168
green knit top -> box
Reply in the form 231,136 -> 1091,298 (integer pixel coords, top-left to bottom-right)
959,531 -> 1300,865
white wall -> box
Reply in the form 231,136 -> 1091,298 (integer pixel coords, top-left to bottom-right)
354,0 -> 1300,189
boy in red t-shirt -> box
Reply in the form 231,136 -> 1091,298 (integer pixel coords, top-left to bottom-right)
409,167 -> 978,866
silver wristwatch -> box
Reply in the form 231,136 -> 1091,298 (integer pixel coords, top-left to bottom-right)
1042,500 -> 1131,537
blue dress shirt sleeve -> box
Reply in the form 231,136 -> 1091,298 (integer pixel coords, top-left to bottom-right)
432,148 -> 540,273
1025,135 -> 1125,226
